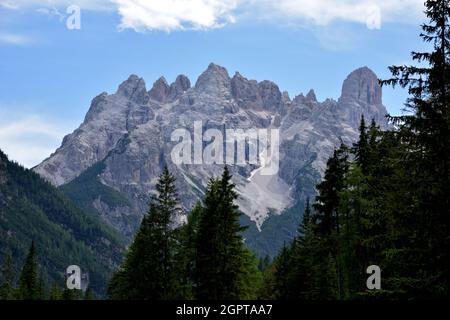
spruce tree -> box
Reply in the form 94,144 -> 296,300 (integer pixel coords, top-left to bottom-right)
49,283 -> 62,300
0,253 -> 15,300
18,242 -> 39,300
288,201 -> 315,299
84,286 -> 94,300
353,115 -> 370,175
194,167 -> 249,300
313,145 -> 349,299
313,145 -> 349,237
272,244 -> 292,299
108,166 -> 182,299
381,0 -> 450,296
174,203 -> 203,299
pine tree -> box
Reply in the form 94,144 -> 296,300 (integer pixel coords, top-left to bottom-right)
0,252 -> 15,300
49,283 -> 62,300
194,166 -> 250,300
62,288 -> 82,300
272,244 -> 292,299
108,167 -> 182,300
313,145 -> 349,299
288,201 -> 314,299
173,203 -> 203,299
313,145 -> 349,237
18,242 -> 39,300
84,286 -> 94,300
381,0 -> 450,296
353,115 -> 370,175
37,273 -> 46,300
300,198 -> 311,237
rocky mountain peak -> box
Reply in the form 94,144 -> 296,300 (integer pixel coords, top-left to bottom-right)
306,89 -> 317,102
168,75 -> 191,100
195,63 -> 231,95
258,80 -> 283,111
34,64 -> 390,251
338,67 -> 388,129
149,76 -> 170,103
341,66 -> 382,106
231,72 -> 261,109
116,74 -> 149,105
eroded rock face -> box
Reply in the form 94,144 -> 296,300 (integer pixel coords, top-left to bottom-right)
338,66 -> 386,129
168,75 -> 191,100
195,63 -> 232,96
117,75 -> 149,105
34,64 -> 388,236
149,77 -> 170,103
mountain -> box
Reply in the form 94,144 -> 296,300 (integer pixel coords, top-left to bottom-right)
0,149 -> 124,295
34,64 -> 388,256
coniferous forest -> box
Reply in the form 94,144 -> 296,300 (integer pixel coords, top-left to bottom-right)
0,0 -> 449,301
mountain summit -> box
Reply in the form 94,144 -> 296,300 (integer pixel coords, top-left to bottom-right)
34,64 -> 388,255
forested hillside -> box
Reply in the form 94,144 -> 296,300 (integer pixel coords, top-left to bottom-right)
0,149 -> 124,297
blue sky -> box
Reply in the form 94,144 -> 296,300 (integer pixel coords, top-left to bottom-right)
0,0 -> 429,167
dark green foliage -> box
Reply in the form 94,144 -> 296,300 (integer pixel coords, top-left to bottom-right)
18,242 -> 39,300
353,115 -> 370,175
194,167 -> 254,300
108,167 -> 182,300
173,202 -> 203,300
84,286 -> 94,300
0,252 -> 15,299
379,0 -> 450,297
62,288 -> 83,300
266,0 -> 450,297
108,166 -> 262,300
48,283 -> 62,300
0,149 -> 124,297
60,161 -> 138,238
266,1 -> 450,299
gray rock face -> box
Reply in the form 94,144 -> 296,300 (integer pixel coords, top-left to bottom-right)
195,63 -> 231,96
149,77 -> 170,102
168,75 -> 191,100
116,75 -> 149,105
34,64 -> 389,236
338,66 -> 386,129
306,89 -> 317,102
341,67 -> 382,105
231,72 -> 262,110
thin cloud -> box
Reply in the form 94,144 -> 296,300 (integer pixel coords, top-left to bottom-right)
0,114 -> 75,168
0,0 -> 425,32
258,0 -> 424,28
1,0 -> 113,11
0,1 -> 20,10
0,32 -> 33,45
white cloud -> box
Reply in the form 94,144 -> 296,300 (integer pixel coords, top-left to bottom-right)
0,115 -> 74,168
1,0 -> 113,11
257,0 -> 424,28
0,32 -> 32,45
111,0 -> 424,32
113,0 -> 240,32
0,0 -> 427,31
0,1 -> 20,10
